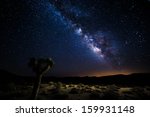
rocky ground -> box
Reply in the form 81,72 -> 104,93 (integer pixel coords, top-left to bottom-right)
0,82 -> 150,100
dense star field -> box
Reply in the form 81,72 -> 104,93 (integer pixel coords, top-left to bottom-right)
0,0 -> 150,76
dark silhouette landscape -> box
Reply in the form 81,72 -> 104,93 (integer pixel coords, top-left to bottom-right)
0,69 -> 150,100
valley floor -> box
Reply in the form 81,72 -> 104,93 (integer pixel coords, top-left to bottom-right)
0,82 -> 150,100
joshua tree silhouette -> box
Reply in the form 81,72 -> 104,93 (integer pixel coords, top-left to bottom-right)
28,58 -> 54,99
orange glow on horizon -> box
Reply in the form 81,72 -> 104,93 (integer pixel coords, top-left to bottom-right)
80,69 -> 139,77
93,71 -> 131,77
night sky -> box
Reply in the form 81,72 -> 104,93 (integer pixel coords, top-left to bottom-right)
0,0 -> 150,76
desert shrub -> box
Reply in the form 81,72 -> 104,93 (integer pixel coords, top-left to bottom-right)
78,83 -> 85,88
69,88 -> 80,94
89,91 -> 104,99
101,85 -> 120,99
44,82 -> 69,100
84,88 -> 92,93
49,81 -> 54,85
49,89 -> 69,100
55,82 -> 62,89
94,85 -> 99,88
47,82 -> 65,96
146,86 -> 150,91
120,93 -> 137,100
48,82 -> 63,94
119,87 -> 149,100
131,87 -> 150,99
84,85 -> 89,89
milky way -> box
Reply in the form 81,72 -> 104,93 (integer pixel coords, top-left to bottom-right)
48,0 -> 120,67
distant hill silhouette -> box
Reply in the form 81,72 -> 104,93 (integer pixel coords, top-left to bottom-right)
43,73 -> 150,86
0,69 -> 150,86
0,69 -> 33,84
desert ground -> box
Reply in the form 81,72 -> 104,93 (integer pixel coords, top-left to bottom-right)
0,81 -> 150,100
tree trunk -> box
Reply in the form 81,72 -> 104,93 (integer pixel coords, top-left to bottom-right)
30,74 -> 42,100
